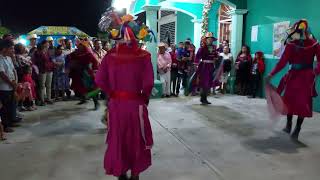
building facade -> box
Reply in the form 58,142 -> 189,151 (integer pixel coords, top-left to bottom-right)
112,0 -> 320,112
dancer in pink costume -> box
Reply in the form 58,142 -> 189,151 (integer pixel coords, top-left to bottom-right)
266,20 -> 320,140
96,8 -> 156,180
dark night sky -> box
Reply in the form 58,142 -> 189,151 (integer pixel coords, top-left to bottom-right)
0,0 -> 112,36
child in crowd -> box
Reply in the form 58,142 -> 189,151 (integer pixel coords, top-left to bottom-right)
16,66 -> 36,111
249,51 -> 265,98
176,42 -> 185,94
21,66 -> 37,110
53,45 -> 68,100
219,46 -> 233,94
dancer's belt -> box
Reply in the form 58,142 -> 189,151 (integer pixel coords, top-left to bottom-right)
289,63 -> 313,70
202,60 -> 214,64
109,90 -> 143,100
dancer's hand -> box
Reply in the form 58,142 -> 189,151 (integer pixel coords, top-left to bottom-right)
265,75 -> 272,83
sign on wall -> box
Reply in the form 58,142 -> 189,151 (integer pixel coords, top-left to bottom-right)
251,25 -> 259,42
273,21 -> 290,57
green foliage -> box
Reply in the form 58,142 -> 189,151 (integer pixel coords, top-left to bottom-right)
0,26 -> 11,37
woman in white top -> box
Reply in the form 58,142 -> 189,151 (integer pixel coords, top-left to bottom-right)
219,46 -> 233,94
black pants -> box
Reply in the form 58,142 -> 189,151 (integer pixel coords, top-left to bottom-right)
250,74 -> 260,98
171,69 -> 179,94
177,71 -> 188,94
0,90 -> 16,129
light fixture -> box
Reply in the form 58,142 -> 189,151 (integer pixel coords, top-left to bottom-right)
19,38 -> 27,46
112,0 -> 135,11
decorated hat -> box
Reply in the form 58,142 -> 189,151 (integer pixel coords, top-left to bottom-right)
98,7 -> 157,45
285,19 -> 316,45
46,36 -> 54,41
205,32 -> 217,41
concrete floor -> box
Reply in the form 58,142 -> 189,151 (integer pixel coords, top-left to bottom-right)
1,95 -> 320,180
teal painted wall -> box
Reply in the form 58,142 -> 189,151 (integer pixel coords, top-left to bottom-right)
159,1 -> 203,18
176,12 -> 194,44
244,0 -> 320,112
227,0 -> 246,8
133,0 -> 146,14
208,2 -> 221,39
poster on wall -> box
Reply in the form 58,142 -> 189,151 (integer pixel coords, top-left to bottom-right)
251,25 -> 259,42
273,21 -> 290,57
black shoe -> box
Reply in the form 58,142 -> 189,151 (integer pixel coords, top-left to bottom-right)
46,100 -> 54,105
4,127 -> 14,133
39,101 -> 46,106
10,123 -> 21,128
165,95 -> 171,98
94,103 -> 100,111
14,117 -> 23,123
282,127 -> 291,134
291,128 -> 301,140
77,100 -> 87,105
118,174 -> 128,180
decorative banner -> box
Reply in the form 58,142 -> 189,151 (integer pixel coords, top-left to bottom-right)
28,26 -> 89,37
251,25 -> 259,42
273,21 -> 290,57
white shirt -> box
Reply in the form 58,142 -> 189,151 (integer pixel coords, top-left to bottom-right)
219,52 -> 233,60
0,55 -> 16,91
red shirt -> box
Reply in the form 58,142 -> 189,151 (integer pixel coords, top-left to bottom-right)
32,51 -> 54,73
170,50 -> 178,69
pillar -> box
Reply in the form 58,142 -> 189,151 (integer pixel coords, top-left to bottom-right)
191,19 -> 202,51
230,9 -> 248,58
143,5 -> 162,98
229,9 -> 248,94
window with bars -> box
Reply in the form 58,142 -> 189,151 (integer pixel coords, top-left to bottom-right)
218,4 -> 233,44
160,22 -> 175,45
160,10 -> 175,18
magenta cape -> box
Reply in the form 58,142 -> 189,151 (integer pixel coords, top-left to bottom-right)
95,45 -> 154,176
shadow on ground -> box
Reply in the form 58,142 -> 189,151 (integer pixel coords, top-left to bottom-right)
190,105 -> 256,137
243,132 -> 308,154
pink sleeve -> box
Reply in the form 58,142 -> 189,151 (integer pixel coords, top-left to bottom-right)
142,55 -> 154,103
314,44 -> 320,75
95,56 -> 110,93
270,45 -> 291,76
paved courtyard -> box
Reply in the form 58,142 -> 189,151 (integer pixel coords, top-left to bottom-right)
1,95 -> 320,180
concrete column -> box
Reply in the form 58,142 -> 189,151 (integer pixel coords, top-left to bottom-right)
230,9 -> 248,59
191,19 -> 203,51
143,5 -> 162,98
229,9 -> 248,94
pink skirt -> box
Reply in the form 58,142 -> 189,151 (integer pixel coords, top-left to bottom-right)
104,100 -> 153,176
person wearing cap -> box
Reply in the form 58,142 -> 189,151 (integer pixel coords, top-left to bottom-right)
46,36 -> 55,59
27,34 -> 38,49
58,36 -> 67,49
266,20 -> 320,140
195,32 -> 219,105
32,40 -> 55,106
92,39 -> 107,65
27,34 -> 38,56
157,42 -> 172,97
